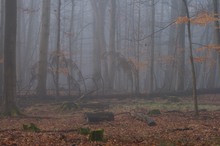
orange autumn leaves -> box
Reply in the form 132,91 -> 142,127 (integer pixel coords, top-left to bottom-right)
175,12 -> 219,26
176,12 -> 219,66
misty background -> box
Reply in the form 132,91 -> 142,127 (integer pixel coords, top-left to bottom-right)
0,0 -> 219,97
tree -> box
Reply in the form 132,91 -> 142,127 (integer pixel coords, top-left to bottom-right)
0,0 -> 4,100
213,0 -> 220,76
108,0 -> 116,90
177,0 -> 186,91
36,0 -> 51,96
164,0 -> 178,91
90,0 -> 108,92
149,0 -> 155,93
22,0 -> 38,85
68,0 -> 75,96
3,0 -> 20,115
183,0 -> 199,116
55,0 -> 61,96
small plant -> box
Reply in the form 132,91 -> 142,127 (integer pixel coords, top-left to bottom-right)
78,127 -> 91,135
167,96 -> 181,103
89,129 -> 104,141
23,123 -> 40,132
59,102 -> 79,111
159,140 -> 176,146
148,109 -> 161,116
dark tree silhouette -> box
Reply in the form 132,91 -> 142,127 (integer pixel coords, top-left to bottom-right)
3,0 -> 20,115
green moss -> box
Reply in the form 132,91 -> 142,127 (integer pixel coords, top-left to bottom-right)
23,123 -> 40,132
89,129 -> 104,141
59,102 -> 79,111
3,106 -> 23,117
78,127 -> 91,135
148,109 -> 161,116
159,140 -> 176,146
166,96 -> 181,103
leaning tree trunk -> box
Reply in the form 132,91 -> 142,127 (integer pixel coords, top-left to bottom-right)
36,0 -> 51,96
183,0 -> 199,116
3,0 -> 20,116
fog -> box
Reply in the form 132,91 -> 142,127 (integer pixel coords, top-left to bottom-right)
1,0 -> 220,96
1,0 -> 220,145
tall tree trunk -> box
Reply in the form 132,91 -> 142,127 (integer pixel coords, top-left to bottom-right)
108,0 -> 116,90
68,0 -> 75,96
36,0 -> 51,96
16,0 -> 23,88
213,0 -> 220,81
183,0 -> 198,116
177,1 -> 186,91
164,0 -> 178,91
149,0 -> 155,93
22,0 -> 36,84
90,0 -> 108,92
0,0 -> 5,100
55,0 -> 61,96
3,0 -> 19,115
136,0 -> 141,95
79,0 -> 84,70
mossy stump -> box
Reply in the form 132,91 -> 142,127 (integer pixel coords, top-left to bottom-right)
89,129 -> 104,141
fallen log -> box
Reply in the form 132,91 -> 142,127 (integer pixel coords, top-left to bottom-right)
85,112 -> 114,123
133,113 -> 156,126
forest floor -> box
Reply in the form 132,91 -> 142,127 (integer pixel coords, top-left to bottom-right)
0,94 -> 220,146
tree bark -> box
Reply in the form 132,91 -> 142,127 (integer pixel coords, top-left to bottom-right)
22,0 -> 37,84
177,1 -> 186,91
163,0 -> 178,91
0,0 -> 5,100
90,0 -> 108,92
3,0 -> 19,115
183,0 -> 199,116
213,0 -> 220,81
149,0 -> 155,93
55,0 -> 61,96
36,0 -> 51,96
108,0 -> 116,90
68,0 -> 75,96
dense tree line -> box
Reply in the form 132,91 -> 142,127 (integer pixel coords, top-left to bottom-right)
0,0 -> 220,115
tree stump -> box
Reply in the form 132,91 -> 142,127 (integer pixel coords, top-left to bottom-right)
89,129 -> 104,141
85,112 -> 114,123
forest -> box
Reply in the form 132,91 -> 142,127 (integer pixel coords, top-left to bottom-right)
0,0 -> 220,145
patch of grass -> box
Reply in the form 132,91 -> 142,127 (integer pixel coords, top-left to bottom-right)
78,127 -> 91,135
59,102 -> 79,112
166,96 -> 181,103
148,109 -> 161,116
159,140 -> 176,146
124,101 -> 220,112
23,123 -> 40,132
